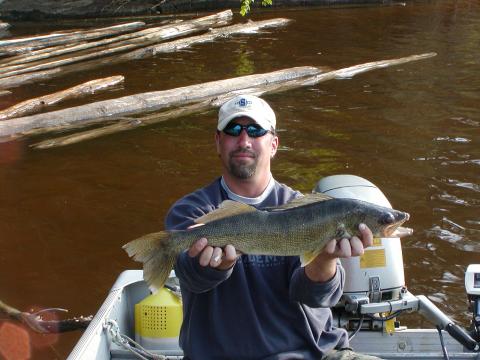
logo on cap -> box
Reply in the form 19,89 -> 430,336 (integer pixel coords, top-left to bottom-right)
235,98 -> 252,107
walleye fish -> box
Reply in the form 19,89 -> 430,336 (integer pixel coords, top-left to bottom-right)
123,193 -> 411,290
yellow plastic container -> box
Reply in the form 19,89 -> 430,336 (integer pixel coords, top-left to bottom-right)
134,288 -> 183,350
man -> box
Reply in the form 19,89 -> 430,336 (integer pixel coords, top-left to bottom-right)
165,94 -> 379,360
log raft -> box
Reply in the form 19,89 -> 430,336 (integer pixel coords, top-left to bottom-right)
0,21 -> 185,68
0,15 -> 288,90
30,53 -> 437,149
0,10 -> 233,79
0,22 -> 147,55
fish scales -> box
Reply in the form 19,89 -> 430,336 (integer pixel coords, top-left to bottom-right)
123,195 -> 410,290
171,201 -> 331,255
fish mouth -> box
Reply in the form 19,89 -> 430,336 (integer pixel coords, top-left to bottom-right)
382,212 -> 411,237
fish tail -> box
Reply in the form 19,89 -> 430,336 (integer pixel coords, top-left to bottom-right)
123,230 -> 179,291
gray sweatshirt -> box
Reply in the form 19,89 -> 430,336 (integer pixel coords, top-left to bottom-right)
165,177 -> 348,360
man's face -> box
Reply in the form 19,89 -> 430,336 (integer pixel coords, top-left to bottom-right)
215,117 -> 278,180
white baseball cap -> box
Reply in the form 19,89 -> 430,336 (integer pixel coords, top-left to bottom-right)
218,95 -> 276,132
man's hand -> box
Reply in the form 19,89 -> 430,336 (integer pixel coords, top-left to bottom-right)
305,223 -> 373,283
188,237 -> 238,270
323,223 -> 373,258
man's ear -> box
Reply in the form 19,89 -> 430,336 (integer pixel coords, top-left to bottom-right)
271,135 -> 279,158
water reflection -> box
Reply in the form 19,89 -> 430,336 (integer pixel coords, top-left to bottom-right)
233,44 -> 255,76
0,140 -> 24,165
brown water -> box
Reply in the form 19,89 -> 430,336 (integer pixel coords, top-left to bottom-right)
0,1 -> 479,358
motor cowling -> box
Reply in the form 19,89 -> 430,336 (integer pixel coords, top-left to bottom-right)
314,175 -> 406,304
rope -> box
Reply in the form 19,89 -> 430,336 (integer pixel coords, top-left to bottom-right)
348,316 -> 365,341
104,319 -> 166,360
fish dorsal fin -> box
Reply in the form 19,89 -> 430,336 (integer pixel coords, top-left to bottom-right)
194,200 -> 257,224
267,192 -> 333,211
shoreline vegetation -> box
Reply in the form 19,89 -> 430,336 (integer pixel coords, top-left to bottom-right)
0,0 -> 406,21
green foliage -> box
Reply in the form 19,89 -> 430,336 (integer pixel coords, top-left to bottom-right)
240,0 -> 273,16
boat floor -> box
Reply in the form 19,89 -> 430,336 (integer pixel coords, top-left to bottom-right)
108,330 -> 480,360
68,271 -> 480,360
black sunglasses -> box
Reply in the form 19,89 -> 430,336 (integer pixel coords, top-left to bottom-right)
223,123 -> 270,138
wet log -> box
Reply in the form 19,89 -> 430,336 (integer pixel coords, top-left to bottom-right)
109,18 -> 291,61
0,21 -> 184,68
0,75 -> 124,121
0,16 -> 289,90
29,87 -> 303,148
0,52 -> 436,142
0,68 -> 61,89
0,43 -> 88,66
30,53 -> 437,149
32,101 -> 216,148
31,79 -> 316,147
0,42 -> 92,67
0,65 -> 316,139
0,22 -> 146,55
0,11 -> 233,79
0,299 -> 91,333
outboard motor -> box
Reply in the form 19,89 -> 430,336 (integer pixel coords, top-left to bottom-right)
466,264 -> 480,341
315,175 -> 405,303
314,175 -> 406,329
314,176 -> 480,350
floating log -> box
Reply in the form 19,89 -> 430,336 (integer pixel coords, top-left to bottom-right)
30,87 -> 309,148
0,299 -> 91,333
0,68 -> 61,89
49,17 -> 291,72
0,42 -> 92,67
0,75 -> 124,121
0,21 -> 185,68
32,101 -> 216,148
0,16 -> 289,90
31,79 -> 318,147
0,11 -> 233,79
110,18 -> 291,61
0,22 -> 146,55
2,65 -> 317,139
0,52 -> 436,141
30,53 -> 437,149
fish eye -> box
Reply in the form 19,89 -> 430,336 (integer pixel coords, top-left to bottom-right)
380,212 -> 396,225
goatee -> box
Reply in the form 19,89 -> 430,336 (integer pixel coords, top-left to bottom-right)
228,148 -> 258,179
